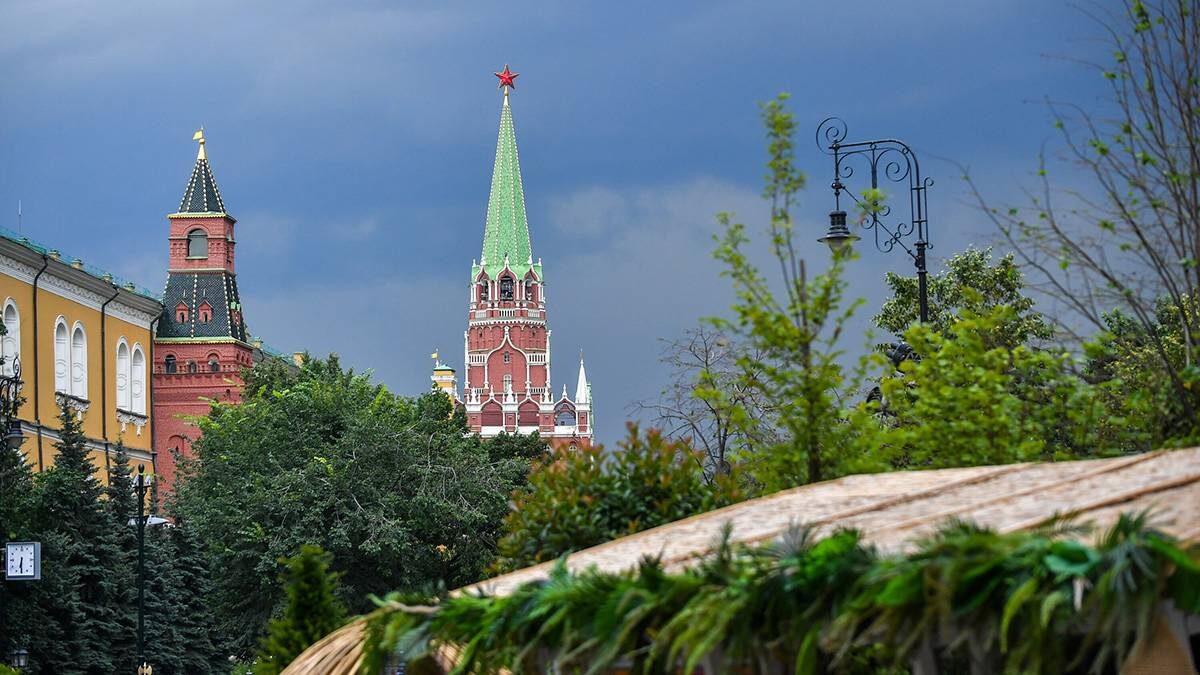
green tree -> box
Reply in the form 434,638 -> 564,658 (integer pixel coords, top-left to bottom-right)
973,0 -> 1200,437
27,404 -> 126,673
166,523 -> 225,674
1085,293 -> 1200,445
141,523 -> 185,672
252,545 -> 347,675
172,355 -> 542,657
102,443 -> 140,672
703,93 -> 863,493
855,306 -> 1148,471
494,426 -> 741,571
874,247 -> 1051,348
0,400 -> 36,667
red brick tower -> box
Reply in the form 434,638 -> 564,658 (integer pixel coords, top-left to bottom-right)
152,130 -> 254,490
462,67 -> 593,449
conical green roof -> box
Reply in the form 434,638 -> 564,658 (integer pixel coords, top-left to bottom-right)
475,93 -> 540,281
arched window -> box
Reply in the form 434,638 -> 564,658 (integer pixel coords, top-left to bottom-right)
518,400 -> 539,426
131,346 -> 146,414
556,409 -> 577,427
187,229 -> 208,258
524,279 -> 536,303
499,277 -> 514,301
478,282 -> 489,302
208,354 -> 220,372
502,374 -> 512,392
481,401 -> 502,427
186,360 -> 197,373
197,302 -> 213,324
164,355 -> 177,374
175,302 -> 189,324
116,340 -> 131,410
2,300 -> 20,376
54,319 -> 68,393
70,323 -> 87,399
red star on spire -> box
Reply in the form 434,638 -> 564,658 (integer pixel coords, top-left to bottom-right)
494,64 -> 519,91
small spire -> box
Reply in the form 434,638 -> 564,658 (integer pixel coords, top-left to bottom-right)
575,353 -> 589,404
177,129 -> 227,214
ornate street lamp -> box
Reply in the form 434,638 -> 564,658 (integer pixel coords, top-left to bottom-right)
7,647 -> 28,669
1,356 -> 25,450
816,118 -> 933,322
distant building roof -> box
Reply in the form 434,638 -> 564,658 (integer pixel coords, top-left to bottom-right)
0,226 -> 161,302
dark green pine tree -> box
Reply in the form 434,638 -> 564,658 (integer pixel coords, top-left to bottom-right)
168,522 -> 225,673
104,442 -> 142,672
0,416 -> 37,663
141,523 -> 185,673
252,545 -> 347,675
28,403 -> 126,673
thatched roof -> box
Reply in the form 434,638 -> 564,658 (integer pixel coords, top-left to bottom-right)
284,448 -> 1200,673
465,448 -> 1200,598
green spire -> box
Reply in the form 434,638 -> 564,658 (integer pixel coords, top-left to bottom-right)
475,92 -> 540,281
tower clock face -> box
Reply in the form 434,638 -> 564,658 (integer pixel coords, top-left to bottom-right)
5,541 -> 40,580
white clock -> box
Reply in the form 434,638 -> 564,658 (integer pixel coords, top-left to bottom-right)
5,541 -> 41,580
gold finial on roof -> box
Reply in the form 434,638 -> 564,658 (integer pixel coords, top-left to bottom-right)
193,127 -> 206,160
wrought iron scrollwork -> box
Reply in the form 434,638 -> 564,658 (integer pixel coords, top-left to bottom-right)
815,117 -> 932,261
816,117 -> 934,323
0,355 -> 22,419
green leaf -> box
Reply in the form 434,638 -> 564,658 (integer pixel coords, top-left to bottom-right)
1000,576 -> 1039,651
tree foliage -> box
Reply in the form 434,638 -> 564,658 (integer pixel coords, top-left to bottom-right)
705,93 -> 863,493
972,0 -> 1200,442
253,545 -> 347,675
873,247 -> 1051,348
172,355 -> 543,656
630,326 -> 775,482
2,414 -> 223,674
363,513 -> 1199,675
23,405 -> 126,673
855,307 -> 1150,473
494,426 -> 740,572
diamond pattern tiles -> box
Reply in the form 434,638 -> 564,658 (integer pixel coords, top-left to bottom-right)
177,158 -> 227,214
156,271 -> 247,342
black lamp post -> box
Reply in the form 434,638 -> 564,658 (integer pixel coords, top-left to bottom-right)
816,118 -> 933,323
131,464 -> 167,674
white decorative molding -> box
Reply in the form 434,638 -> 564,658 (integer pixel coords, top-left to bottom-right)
55,391 -> 91,419
0,253 -> 158,328
109,303 -> 158,326
117,409 -> 149,436
40,272 -> 107,307
0,255 -> 38,283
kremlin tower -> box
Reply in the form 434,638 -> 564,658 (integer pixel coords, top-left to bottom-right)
461,66 -> 593,449
152,131 -> 257,489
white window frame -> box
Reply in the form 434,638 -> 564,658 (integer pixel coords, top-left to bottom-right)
70,322 -> 87,399
116,338 -> 131,410
2,299 -> 20,376
131,345 -> 146,415
54,318 -> 69,393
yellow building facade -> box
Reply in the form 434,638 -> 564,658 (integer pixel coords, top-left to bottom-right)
0,232 -> 163,481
